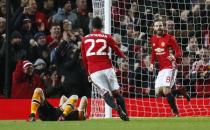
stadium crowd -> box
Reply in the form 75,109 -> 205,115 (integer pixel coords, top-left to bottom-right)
0,0 -> 209,98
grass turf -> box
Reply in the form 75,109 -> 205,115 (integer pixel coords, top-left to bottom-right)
1,117 -> 210,130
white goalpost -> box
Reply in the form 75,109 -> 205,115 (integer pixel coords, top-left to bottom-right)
91,0 -> 112,118
91,0 -> 210,118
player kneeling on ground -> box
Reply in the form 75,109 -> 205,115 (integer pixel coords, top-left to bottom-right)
28,88 -> 87,121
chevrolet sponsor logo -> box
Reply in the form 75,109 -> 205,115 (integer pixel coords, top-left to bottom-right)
155,48 -> 165,55
155,48 -> 164,53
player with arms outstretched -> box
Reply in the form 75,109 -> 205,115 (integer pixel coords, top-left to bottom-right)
81,17 -> 129,121
149,19 -> 183,116
28,88 -> 88,121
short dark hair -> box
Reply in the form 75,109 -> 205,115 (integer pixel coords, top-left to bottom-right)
92,17 -> 103,29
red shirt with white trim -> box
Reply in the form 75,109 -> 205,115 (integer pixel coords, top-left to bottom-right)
150,33 -> 182,70
81,30 -> 125,74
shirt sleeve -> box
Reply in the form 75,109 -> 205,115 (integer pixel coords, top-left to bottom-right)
107,35 -> 126,58
150,37 -> 156,64
169,36 -> 182,59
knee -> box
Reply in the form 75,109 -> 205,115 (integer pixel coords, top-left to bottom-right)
163,87 -> 171,95
34,88 -> 43,94
155,87 -> 163,97
69,95 -> 78,105
69,95 -> 78,100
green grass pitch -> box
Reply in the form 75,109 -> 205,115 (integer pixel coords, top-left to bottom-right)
1,117 -> 210,130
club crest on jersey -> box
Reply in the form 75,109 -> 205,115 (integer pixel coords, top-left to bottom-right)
161,42 -> 165,47
153,43 -> 155,46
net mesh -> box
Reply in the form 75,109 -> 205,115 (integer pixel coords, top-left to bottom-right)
91,0 -> 210,117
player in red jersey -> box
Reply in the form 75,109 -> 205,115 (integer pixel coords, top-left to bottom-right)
149,19 -> 183,116
81,17 -> 129,121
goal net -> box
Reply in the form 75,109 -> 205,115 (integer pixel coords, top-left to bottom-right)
91,0 -> 210,118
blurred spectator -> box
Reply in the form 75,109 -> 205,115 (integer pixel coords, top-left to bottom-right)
33,58 -> 47,76
134,54 -> 152,97
0,17 -> 5,94
112,33 -> 127,68
35,0 -> 55,31
0,1 -> 6,17
0,17 -> 6,52
42,65 -> 65,98
14,0 -> 38,31
0,31 -> 27,96
118,15 -> 130,35
166,19 -> 188,50
188,4 -> 204,42
186,36 -> 200,55
206,0 -> 210,9
12,0 -> 29,24
62,19 -> 72,31
71,0 -> 90,35
53,32 -> 90,97
11,60 -> 45,98
19,16 -> 35,49
2,31 -> 27,71
166,19 -> 176,35
52,0 -> 79,29
46,23 -> 61,49
27,32 -> 50,63
203,26 -> 210,49
116,59 -> 129,97
34,32 -> 50,63
127,1 -> 139,25
175,51 -> 197,97
190,48 -> 210,97
0,17 -> 6,35
27,32 -> 50,65
113,33 -> 128,53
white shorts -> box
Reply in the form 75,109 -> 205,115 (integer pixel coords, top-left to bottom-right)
90,68 -> 120,96
155,69 -> 177,89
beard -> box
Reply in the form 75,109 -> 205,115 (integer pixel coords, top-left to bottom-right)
155,29 -> 164,36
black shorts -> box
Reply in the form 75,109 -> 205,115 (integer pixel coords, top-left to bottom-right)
38,100 -> 80,121
38,100 -> 62,121
65,110 -> 80,120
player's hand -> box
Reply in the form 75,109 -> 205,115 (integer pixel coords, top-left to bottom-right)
167,54 -> 175,61
149,64 -> 154,72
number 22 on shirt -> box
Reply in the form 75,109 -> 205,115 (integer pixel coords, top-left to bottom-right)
85,39 -> 108,56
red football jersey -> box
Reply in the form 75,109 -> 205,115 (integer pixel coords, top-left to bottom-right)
150,33 -> 182,70
81,30 -> 125,74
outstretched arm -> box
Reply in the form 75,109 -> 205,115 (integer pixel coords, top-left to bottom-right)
107,35 -> 126,59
